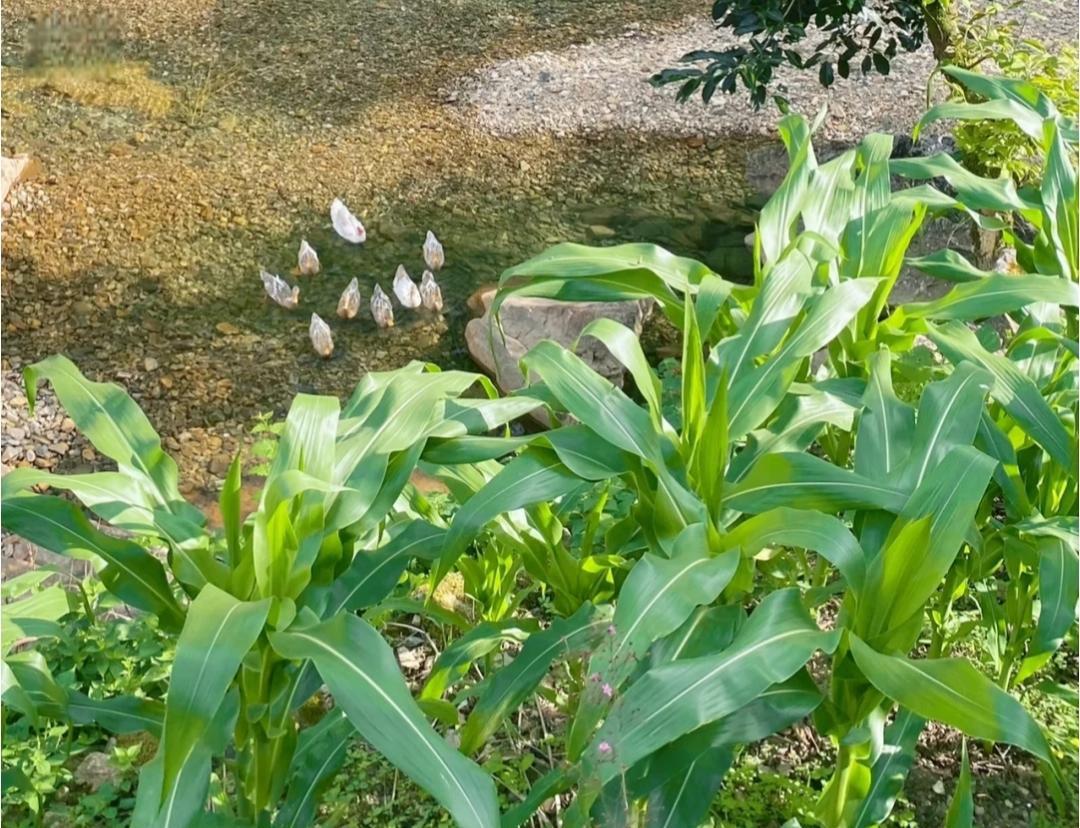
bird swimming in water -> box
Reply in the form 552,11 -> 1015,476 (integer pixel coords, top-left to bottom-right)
330,198 -> 366,243
309,313 -> 333,358
337,277 -> 361,319
392,265 -> 421,308
420,269 -> 443,312
260,269 -> 300,309
371,284 -> 394,328
297,239 -> 320,276
423,230 -> 444,272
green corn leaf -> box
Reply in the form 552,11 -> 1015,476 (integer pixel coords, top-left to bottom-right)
851,708 -> 926,828
928,321 -> 1076,477
270,613 -> 499,828
724,452 -> 907,514
724,508 -> 866,594
501,768 -> 573,828
274,709 -> 354,828
461,603 -> 609,756
890,154 -> 1040,216
644,746 -> 732,828
327,521 -> 445,616
67,691 -> 165,738
496,242 -> 720,323
521,341 -> 665,465
220,454 -> 243,567
267,394 -> 340,483
158,586 -> 269,809
900,362 -> 992,489
904,249 -> 992,283
439,447 -> 581,580
758,113 -> 816,263
585,589 -> 838,784
944,741 -> 975,828
895,274 -> 1080,321
1,495 -> 184,630
578,318 -> 664,429
421,620 -> 536,701
854,349 -> 915,479
848,636 -> 1052,762
1016,539 -> 1080,683
23,355 -> 203,527
544,425 -> 633,480
569,524 -> 741,758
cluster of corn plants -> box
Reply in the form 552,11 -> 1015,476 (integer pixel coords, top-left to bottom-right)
435,66 -> 1077,826
1,67 -> 1075,827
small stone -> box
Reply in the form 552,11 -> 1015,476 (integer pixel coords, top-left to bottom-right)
7,427 -> 26,442
216,322 -> 240,336
209,454 -> 231,476
588,224 -> 617,240
144,357 -> 159,371
74,752 -> 121,791
159,376 -> 174,389
81,447 -> 96,462
932,780 -> 946,795
60,418 -> 76,432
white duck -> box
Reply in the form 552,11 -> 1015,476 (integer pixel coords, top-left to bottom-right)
392,265 -> 421,309
309,313 -> 333,358
371,284 -> 394,328
423,230 -> 444,272
420,269 -> 443,312
260,269 -> 300,310
297,239 -> 320,276
330,198 -> 366,244
337,277 -> 361,319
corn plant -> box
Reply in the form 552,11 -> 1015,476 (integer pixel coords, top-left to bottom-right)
0,356 -> 542,828
443,68 -> 1078,827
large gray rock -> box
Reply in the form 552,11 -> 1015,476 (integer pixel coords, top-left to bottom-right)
465,287 -> 652,397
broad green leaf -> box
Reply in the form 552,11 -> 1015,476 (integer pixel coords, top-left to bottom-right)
327,521 -> 444,616
67,691 -> 165,738
220,455 -> 243,567
945,741 -> 974,828
854,349 -> 915,479
896,274 -> 1080,321
901,363 -> 992,488
421,620 -> 536,701
23,355 -> 202,526
645,747 -> 732,828
849,636 -> 1052,762
274,709 -> 353,828
1,495 -> 184,630
267,394 -> 339,483
159,586 -> 269,808
545,425 -> 633,480
726,278 -> 880,437
905,249 -> 992,283
890,154 -> 1040,216
501,768 -> 572,828
521,341 -> 664,465
585,589 -> 838,783
928,321 -> 1076,476
270,613 -> 499,828
440,448 -> 581,579
1041,120 -> 1078,279
759,113 -> 816,263
724,452 -> 907,515
578,318 -> 664,429
1017,539 -> 1080,682
569,524 -> 740,757
851,708 -> 926,828
461,603 -> 609,755
723,508 -> 865,594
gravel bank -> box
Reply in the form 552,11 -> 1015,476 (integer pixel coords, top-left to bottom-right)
461,3 -> 1078,141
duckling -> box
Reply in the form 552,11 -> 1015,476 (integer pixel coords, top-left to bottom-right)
392,264 -> 421,309
423,230 -> 444,272
330,198 -> 366,244
420,269 -> 443,312
297,239 -> 320,276
260,269 -> 300,310
371,284 -> 394,328
337,277 -> 361,319
309,313 -> 333,358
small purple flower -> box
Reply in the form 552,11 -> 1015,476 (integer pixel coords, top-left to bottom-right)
601,683 -> 614,699
606,624 -> 617,637
598,741 -> 613,756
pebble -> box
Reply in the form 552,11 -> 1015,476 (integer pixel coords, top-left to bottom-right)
144,357 -> 159,371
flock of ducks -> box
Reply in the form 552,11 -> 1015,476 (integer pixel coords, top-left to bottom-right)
259,198 -> 445,358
